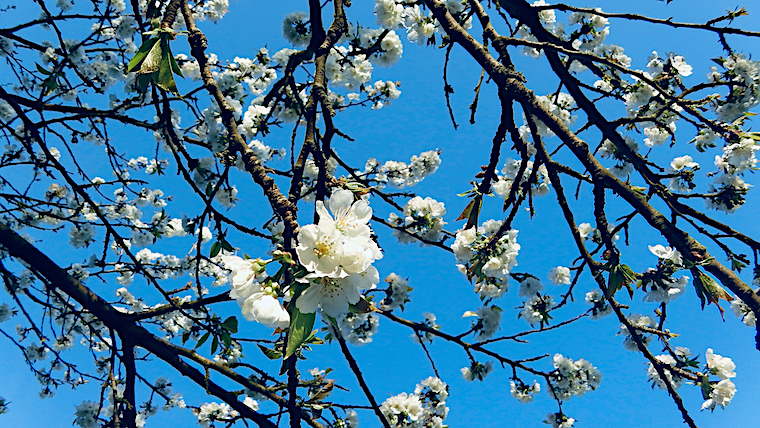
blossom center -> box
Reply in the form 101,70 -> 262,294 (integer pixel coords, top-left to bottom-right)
314,236 -> 333,258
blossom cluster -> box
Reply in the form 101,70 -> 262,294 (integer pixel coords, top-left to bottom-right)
547,354 -> 602,401
380,377 -> 449,428
378,273 -> 412,311
365,150 -> 442,189
460,360 -> 494,382
452,220 -> 520,295
639,244 -> 688,304
336,311 -> 380,345
646,347 -> 692,390
730,288 -> 758,327
463,305 -> 502,340
295,190 -> 382,317
709,135 -> 757,213
388,196 -> 447,244
492,158 -> 552,199
619,313 -> 655,351
510,379 -> 541,403
375,0 -> 472,45
222,255 -> 290,329
702,348 -> 737,411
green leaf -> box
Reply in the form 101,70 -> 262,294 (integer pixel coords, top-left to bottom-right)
456,196 -> 479,222
258,344 -> 283,360
210,241 -> 222,258
691,268 -> 734,319
731,258 -> 747,272
169,52 -> 184,78
284,307 -> 316,359
211,336 -> 219,355
135,73 -> 153,94
221,238 -> 234,252
195,331 -> 210,349
36,63 -> 52,75
128,37 -> 159,73
607,264 -> 637,298
181,331 -> 191,345
304,330 -> 324,345
221,316 -> 238,334
710,58 -> 726,67
42,77 -> 58,96
221,330 -> 232,348
156,39 -> 179,95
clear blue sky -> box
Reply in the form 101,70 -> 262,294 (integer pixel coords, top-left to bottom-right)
1,1 -> 759,427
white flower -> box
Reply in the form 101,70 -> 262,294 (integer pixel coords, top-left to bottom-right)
461,361 -> 493,381
74,401 -> 100,428
647,354 -> 682,389
379,273 -> 411,311
585,290 -> 612,319
670,55 -> 693,77
243,396 -> 259,411
620,314 -> 654,351
318,189 -> 373,239
648,244 -> 683,265
380,393 -> 424,427
577,223 -> 595,240
222,255 -> 289,329
472,306 -> 502,340
0,304 -> 12,323
546,412 -> 575,428
670,155 -> 699,171
731,298 -> 757,327
282,11 -> 311,47
451,221 -> 520,281
549,266 -> 571,285
705,348 -> 736,380
549,354 -> 602,401
296,267 -> 379,317
702,379 -> 736,410
338,312 -> 379,345
642,273 -> 687,304
518,277 -> 543,297
195,402 -> 238,427
241,292 -> 290,329
389,196 -> 446,244
510,380 -> 541,403
521,295 -> 553,327
296,223 -> 344,277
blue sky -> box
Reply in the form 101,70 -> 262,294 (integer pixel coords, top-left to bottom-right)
1,0 -> 760,427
